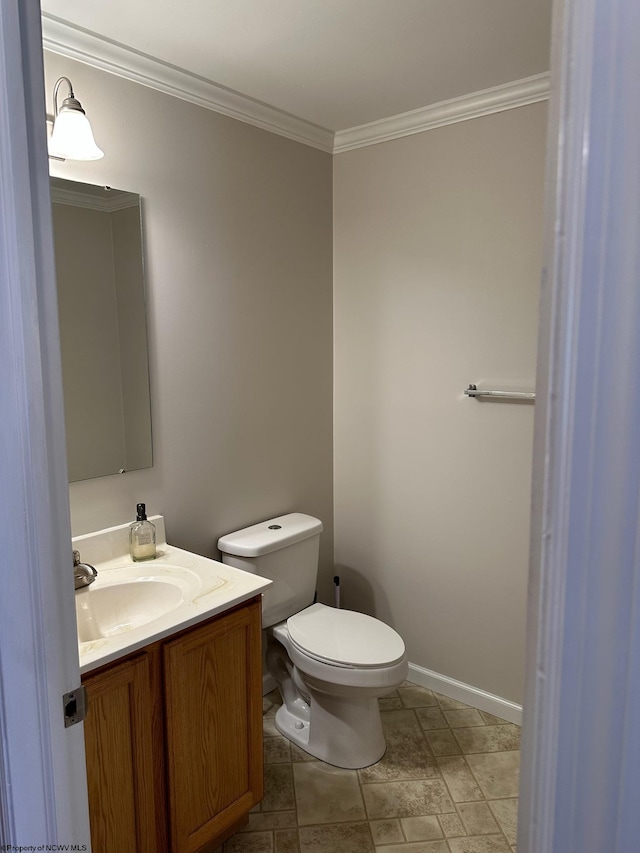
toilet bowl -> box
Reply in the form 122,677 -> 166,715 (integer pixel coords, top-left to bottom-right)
266,603 -> 408,768
218,513 -> 408,769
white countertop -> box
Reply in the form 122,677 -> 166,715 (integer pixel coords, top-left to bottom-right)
73,517 -> 271,674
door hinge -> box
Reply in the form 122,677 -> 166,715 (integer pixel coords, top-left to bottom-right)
63,685 -> 87,727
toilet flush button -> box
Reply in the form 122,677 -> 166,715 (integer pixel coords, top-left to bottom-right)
295,721 -> 304,729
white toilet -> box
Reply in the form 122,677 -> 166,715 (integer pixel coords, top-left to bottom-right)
218,512 -> 408,769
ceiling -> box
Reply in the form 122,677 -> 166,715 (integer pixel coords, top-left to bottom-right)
41,0 -> 552,148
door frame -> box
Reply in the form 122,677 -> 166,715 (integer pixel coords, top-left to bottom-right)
0,1 -> 90,846
520,0 -> 640,849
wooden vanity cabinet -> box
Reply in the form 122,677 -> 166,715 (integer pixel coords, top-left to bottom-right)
82,596 -> 263,853
164,598 -> 264,852
82,650 -> 166,853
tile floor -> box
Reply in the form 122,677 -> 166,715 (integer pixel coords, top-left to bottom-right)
222,682 -> 520,853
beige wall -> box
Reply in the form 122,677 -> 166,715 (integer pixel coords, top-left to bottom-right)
333,103 -> 546,703
46,53 -> 334,596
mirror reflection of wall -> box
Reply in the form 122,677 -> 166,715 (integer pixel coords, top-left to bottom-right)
51,178 -> 153,482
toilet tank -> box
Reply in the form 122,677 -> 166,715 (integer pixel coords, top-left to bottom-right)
217,513 -> 323,628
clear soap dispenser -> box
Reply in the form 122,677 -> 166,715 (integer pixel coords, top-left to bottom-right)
129,503 -> 156,561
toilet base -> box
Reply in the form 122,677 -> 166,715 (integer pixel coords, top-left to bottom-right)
274,687 -> 386,769
265,617 -> 407,769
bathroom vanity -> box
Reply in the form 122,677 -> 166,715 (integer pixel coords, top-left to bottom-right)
73,519 -> 271,853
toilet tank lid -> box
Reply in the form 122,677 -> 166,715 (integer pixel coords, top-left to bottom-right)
217,513 -> 323,557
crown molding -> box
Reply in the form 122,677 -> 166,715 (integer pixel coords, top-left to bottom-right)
41,14 -> 334,153
41,14 -> 549,156
50,184 -> 137,212
333,73 -> 551,153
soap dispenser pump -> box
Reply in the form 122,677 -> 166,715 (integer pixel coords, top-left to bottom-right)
129,503 -> 156,561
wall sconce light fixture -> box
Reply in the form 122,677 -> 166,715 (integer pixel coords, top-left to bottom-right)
48,76 -> 104,161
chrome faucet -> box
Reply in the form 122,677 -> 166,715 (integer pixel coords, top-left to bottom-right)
73,549 -> 97,590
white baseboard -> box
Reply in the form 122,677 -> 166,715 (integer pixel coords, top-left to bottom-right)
262,657 -> 523,725
407,662 -> 523,726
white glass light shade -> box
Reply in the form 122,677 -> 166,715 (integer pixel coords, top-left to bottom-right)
48,109 -> 104,161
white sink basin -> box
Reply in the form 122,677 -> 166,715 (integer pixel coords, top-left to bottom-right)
76,578 -> 185,642
72,516 -> 272,674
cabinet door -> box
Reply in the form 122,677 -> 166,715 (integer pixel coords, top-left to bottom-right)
83,652 -> 165,853
164,599 -> 263,853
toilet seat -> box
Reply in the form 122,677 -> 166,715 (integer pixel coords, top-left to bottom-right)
287,603 -> 405,668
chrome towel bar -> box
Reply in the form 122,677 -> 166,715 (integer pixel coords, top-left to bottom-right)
465,384 -> 536,401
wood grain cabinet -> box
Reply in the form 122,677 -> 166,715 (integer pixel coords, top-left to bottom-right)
82,596 -> 263,853
82,650 -> 165,853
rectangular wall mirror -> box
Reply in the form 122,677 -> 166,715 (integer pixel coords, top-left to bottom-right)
51,177 -> 153,482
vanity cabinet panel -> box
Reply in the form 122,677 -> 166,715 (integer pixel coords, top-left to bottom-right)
82,596 -> 263,853
164,597 -> 264,853
82,652 -> 164,853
